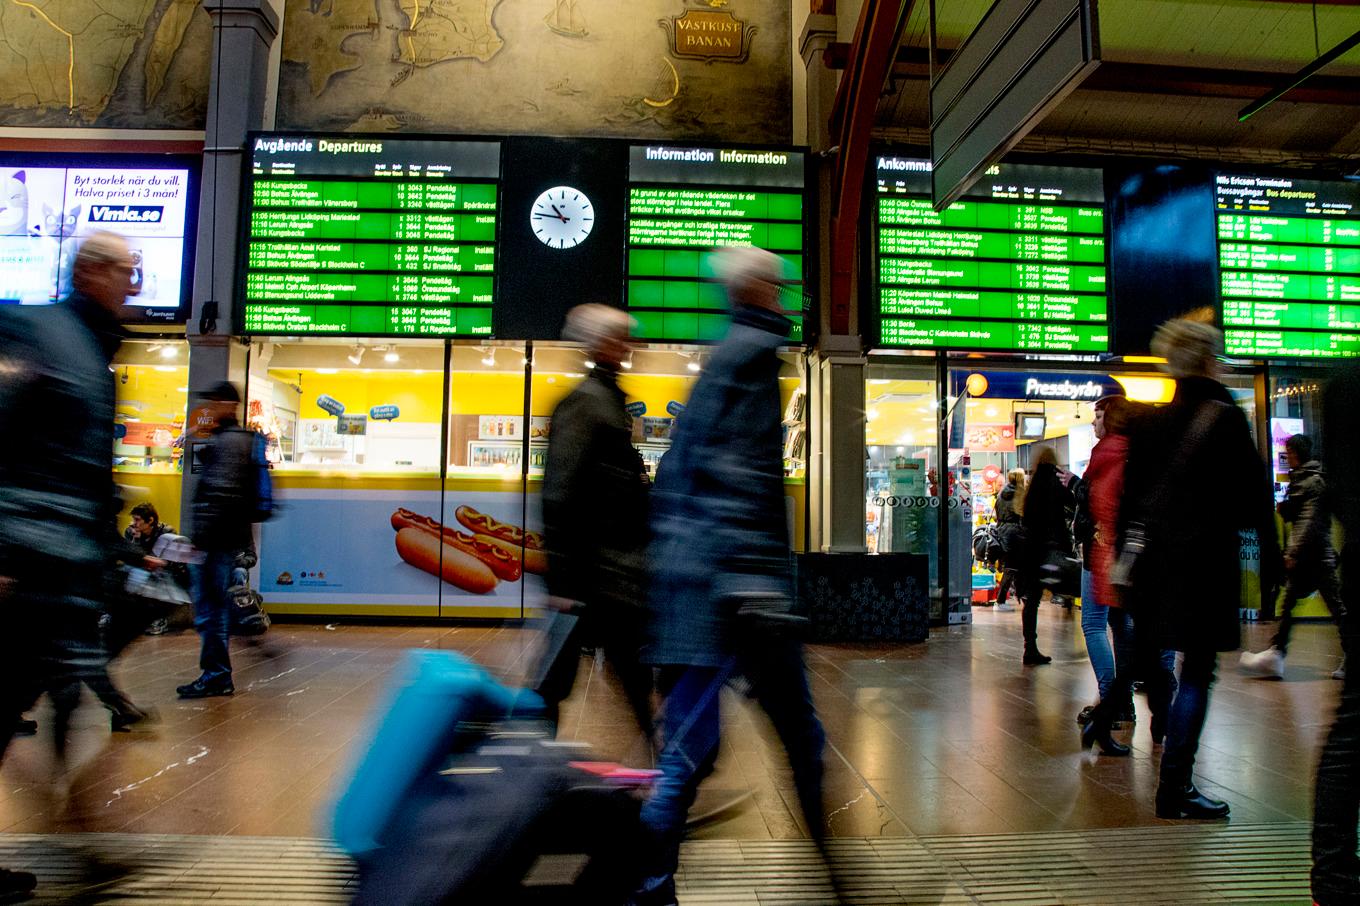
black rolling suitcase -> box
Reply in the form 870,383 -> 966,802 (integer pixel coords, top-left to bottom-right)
336,643 -> 654,906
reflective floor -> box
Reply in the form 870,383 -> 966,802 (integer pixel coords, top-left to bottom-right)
0,602 -> 1344,843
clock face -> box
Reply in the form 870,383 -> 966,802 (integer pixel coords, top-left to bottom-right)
531,185 -> 594,249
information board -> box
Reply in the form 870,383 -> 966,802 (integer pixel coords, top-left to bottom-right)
240,135 -> 500,337
626,145 -> 807,343
1215,173 -> 1360,358
871,157 -> 1109,353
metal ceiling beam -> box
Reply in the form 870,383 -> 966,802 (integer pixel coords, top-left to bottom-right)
822,43 -> 1360,105
827,0 -> 914,337
1239,27 -> 1360,120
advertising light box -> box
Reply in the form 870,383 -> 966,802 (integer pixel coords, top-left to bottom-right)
239,134 -> 500,337
871,157 -> 1109,353
1215,173 -> 1360,358
0,152 -> 197,323
626,145 -> 808,343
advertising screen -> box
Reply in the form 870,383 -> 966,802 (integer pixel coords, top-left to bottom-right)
1215,173 -> 1360,358
0,153 -> 197,322
871,157 -> 1109,353
239,134 -> 501,337
626,145 -> 808,344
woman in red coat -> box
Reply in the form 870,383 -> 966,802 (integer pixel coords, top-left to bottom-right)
1075,396 -> 1136,739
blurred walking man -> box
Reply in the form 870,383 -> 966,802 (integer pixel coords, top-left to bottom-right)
533,304 -> 654,743
633,248 -> 828,906
1313,369 -> 1360,905
0,232 -> 138,899
1241,432 -> 1346,679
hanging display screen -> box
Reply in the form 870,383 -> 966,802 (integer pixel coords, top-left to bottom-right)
626,145 -> 807,344
0,152 -> 198,323
871,157 -> 1109,352
1216,173 -> 1360,358
239,134 -> 500,337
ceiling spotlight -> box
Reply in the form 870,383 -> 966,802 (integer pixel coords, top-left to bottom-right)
686,359 -> 701,373
584,360 -> 596,370
159,345 -> 178,359
317,368 -> 339,375
620,359 -> 633,370
347,346 -> 365,366
384,350 -> 400,363
482,349 -> 496,367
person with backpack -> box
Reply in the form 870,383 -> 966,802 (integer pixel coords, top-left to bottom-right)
177,381 -> 272,699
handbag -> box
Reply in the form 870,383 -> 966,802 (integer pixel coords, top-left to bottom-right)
1040,548 -> 1082,597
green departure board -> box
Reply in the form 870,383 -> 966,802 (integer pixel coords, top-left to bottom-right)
627,146 -> 807,343
1216,174 -> 1360,358
239,135 -> 500,337
872,158 -> 1109,353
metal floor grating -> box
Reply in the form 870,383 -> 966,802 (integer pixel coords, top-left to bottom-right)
0,822 -> 1312,904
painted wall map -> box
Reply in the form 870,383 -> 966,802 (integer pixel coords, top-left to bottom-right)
277,0 -> 791,142
0,0 -> 211,128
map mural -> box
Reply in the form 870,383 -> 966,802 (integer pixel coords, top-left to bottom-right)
277,0 -> 792,142
0,0 -> 211,128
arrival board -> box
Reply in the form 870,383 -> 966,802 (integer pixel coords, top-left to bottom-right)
239,135 -> 500,337
626,145 -> 807,343
872,157 -> 1109,353
1216,173 -> 1360,358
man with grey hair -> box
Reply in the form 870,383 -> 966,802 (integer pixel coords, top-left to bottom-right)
0,231 -> 139,898
531,303 -> 654,742
1121,318 -> 1280,820
633,248 -> 831,906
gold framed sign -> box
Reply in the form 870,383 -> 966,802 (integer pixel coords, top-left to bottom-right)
660,8 -> 757,63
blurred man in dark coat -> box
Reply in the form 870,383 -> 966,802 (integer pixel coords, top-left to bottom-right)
633,248 -> 826,906
1313,367 -> 1360,906
532,303 -> 653,741
1123,319 -> 1280,820
0,232 -> 139,899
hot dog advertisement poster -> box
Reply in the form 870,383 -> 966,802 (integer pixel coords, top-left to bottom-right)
258,487 -> 545,616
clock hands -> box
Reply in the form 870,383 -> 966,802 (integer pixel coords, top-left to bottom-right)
532,205 -> 570,223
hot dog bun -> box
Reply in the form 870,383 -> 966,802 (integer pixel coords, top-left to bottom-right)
391,508 -> 522,581
394,527 -> 498,594
474,533 -> 548,576
455,505 -> 546,551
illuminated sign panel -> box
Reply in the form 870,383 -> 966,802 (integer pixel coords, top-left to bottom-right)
626,145 -> 807,343
871,157 -> 1109,353
1216,173 -> 1360,358
239,134 -> 500,337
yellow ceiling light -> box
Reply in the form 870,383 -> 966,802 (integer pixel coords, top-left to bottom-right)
964,373 -> 989,396
1112,374 -> 1176,404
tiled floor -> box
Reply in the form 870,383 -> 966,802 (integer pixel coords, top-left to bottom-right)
0,601 -> 1345,844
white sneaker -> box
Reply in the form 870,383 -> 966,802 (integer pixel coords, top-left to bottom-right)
996,598 -> 1015,612
1239,646 -> 1285,679
1333,657 -> 1346,681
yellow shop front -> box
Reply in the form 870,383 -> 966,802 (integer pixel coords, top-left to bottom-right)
246,338 -> 807,619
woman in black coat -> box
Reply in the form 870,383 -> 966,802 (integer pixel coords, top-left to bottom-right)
1123,319 -> 1281,820
1018,447 -> 1073,665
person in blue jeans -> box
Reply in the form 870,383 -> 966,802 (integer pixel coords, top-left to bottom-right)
633,248 -> 829,906
178,382 -> 264,699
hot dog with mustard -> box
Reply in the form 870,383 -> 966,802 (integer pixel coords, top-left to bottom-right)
453,505 -> 549,575
390,508 -> 522,581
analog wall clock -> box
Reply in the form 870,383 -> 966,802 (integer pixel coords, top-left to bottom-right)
531,185 -> 594,248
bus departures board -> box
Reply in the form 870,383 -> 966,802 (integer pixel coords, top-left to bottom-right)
872,157 -> 1109,353
240,135 -> 500,337
1216,173 -> 1360,358
626,145 -> 807,343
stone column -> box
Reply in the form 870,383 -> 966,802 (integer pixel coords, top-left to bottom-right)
183,0 -> 278,497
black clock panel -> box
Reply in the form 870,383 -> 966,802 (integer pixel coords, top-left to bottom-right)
495,137 -> 628,340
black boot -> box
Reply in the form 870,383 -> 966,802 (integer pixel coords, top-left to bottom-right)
1156,783 -> 1229,820
1080,703 -> 1130,756
1023,646 -> 1052,665
0,867 -> 36,900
